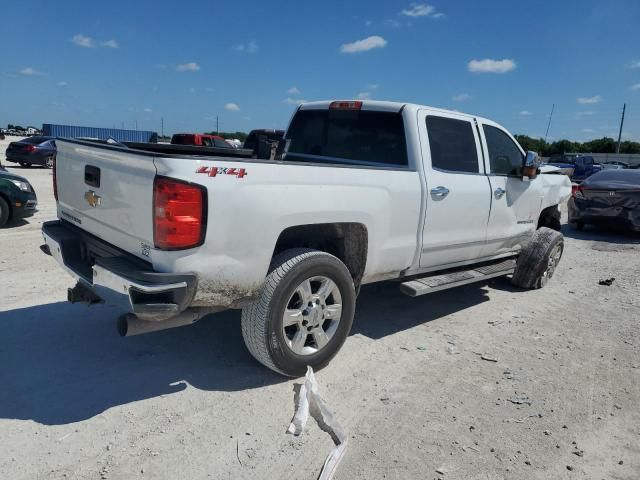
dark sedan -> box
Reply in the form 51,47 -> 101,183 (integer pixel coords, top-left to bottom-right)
569,169 -> 640,232
0,169 -> 38,226
5,136 -> 56,168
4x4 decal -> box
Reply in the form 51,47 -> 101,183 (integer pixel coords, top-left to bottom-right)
195,166 -> 248,178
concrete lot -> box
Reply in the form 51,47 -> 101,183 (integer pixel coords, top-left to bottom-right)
1,142 -> 639,479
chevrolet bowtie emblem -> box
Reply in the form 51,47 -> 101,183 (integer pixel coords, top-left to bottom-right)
84,190 -> 101,207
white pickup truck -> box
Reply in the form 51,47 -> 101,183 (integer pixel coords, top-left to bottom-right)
42,100 -> 571,376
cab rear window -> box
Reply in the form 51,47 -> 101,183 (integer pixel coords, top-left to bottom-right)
285,109 -> 408,167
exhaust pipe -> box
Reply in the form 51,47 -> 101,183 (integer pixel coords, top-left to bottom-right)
117,308 -> 221,337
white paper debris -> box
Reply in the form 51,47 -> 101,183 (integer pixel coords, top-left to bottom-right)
287,366 -> 348,480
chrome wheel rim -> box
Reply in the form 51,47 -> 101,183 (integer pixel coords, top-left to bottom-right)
46,156 -> 54,168
541,243 -> 562,286
282,275 -> 342,356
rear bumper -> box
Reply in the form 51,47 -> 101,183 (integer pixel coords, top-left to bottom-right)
42,220 -> 198,320
6,151 -> 50,165
568,198 -> 640,231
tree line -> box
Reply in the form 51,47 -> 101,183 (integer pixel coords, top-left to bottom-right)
514,135 -> 640,156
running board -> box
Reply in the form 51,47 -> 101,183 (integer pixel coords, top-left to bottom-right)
400,258 -> 516,297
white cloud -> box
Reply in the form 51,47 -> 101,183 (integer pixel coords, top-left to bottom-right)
100,40 -> 119,48
468,58 -> 516,74
577,95 -> 601,104
631,83 -> 640,91
582,128 -> 594,133
452,93 -> 471,102
177,62 -> 200,72
627,60 -> 640,69
19,67 -> 42,76
287,87 -> 301,95
283,97 -> 307,106
400,4 -> 436,17
340,35 -> 387,53
519,110 -> 532,116
365,20 -> 373,26
72,34 -> 95,48
57,81 -> 68,87
73,34 -> 120,49
432,12 -> 446,18
225,103 -> 240,111
357,92 -> 372,100
367,84 -> 379,90
233,41 -> 259,54
143,107 -> 152,113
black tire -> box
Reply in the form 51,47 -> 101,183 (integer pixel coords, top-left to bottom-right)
241,249 -> 356,377
538,206 -> 561,231
0,196 -> 10,227
512,227 -> 564,289
19,162 -> 31,168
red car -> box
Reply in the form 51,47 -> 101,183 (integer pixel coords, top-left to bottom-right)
170,133 -> 232,148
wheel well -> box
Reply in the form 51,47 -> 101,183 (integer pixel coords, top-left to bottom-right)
537,205 -> 561,230
0,192 -> 13,220
273,223 -> 368,287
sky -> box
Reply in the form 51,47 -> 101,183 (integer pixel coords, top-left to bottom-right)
1,0 -> 640,141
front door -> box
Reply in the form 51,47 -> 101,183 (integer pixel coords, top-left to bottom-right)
418,110 -> 492,268
478,121 -> 544,257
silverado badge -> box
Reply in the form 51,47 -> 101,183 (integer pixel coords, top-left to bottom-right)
84,190 -> 101,207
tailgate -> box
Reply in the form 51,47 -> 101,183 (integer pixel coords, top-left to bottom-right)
55,139 -> 157,258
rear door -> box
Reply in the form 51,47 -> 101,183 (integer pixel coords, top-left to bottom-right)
55,139 -> 157,259
418,110 -> 492,268
478,121 -> 544,257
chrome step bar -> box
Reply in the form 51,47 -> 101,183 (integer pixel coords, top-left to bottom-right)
400,258 -> 517,297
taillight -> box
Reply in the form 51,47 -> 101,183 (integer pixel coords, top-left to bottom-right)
573,184 -> 585,199
153,176 -> 206,250
329,101 -> 363,110
25,144 -> 37,153
52,157 -> 58,201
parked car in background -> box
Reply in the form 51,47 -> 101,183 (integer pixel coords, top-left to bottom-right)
0,169 -> 38,226
5,136 -> 56,168
171,133 -> 231,148
569,169 -> 640,232
600,161 -> 629,170
546,154 -> 602,182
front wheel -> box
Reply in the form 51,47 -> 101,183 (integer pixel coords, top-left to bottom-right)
512,227 -> 564,289
19,162 -> 31,168
241,249 -> 356,376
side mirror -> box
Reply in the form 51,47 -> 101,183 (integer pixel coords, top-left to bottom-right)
523,151 -> 540,179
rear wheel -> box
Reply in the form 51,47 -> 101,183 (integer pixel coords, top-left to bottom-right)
241,249 -> 356,377
45,156 -> 54,168
19,162 -> 30,168
0,197 -> 10,227
512,227 -> 564,289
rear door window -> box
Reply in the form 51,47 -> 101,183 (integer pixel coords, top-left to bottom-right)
213,138 -> 229,148
426,116 -> 480,173
483,125 -> 524,176
285,109 -> 408,167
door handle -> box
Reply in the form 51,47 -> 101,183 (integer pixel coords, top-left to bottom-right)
430,186 -> 450,198
494,187 -> 506,198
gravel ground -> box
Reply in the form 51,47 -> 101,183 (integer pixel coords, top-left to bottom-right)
1,142 -> 639,480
